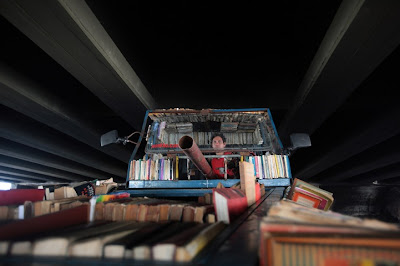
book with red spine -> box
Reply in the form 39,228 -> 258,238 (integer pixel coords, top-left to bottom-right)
212,188 -> 248,224
0,189 -> 45,206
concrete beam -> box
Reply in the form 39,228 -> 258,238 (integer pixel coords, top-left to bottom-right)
0,0 -> 157,131
0,63 -> 132,163
0,137 -> 119,180
279,0 -> 400,144
0,154 -> 90,182
0,165 -> 68,183
0,106 -> 127,179
295,106 -> 400,179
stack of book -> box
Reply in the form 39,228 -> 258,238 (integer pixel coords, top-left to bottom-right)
286,178 -> 334,211
0,192 -> 226,262
176,122 -> 193,133
220,122 -> 238,132
259,199 -> 400,266
237,122 -> 257,132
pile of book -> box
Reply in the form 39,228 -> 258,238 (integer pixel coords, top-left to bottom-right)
0,190 -> 227,262
237,122 -> 257,132
286,178 -> 334,210
176,122 -> 193,133
259,199 -> 400,266
220,122 -> 238,132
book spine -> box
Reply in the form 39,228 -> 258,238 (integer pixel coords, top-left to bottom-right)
285,155 -> 292,179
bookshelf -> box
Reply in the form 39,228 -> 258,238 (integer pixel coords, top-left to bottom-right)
126,108 -> 291,189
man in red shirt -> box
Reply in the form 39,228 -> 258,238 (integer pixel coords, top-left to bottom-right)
210,133 -> 238,178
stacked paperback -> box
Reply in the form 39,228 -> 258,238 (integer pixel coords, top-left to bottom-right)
286,178 -> 333,211
259,199 -> 400,266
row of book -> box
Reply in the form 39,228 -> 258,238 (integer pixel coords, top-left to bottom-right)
0,205 -> 226,262
149,131 -> 264,148
245,155 -> 291,179
0,183 -> 265,262
128,158 -> 176,181
149,111 -> 263,124
127,154 -> 291,181
0,193 -> 216,224
259,199 -> 400,266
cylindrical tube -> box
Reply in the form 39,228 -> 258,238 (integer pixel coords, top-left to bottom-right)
179,135 -> 216,179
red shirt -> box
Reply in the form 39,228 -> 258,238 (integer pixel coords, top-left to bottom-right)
211,152 -> 235,178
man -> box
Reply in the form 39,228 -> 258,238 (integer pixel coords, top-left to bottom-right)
210,133 -> 238,178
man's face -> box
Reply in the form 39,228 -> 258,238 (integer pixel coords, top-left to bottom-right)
212,136 -> 226,150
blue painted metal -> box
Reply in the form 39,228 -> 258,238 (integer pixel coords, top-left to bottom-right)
127,178 -> 290,189
267,108 -> 283,149
128,179 -> 240,189
260,178 -> 290,187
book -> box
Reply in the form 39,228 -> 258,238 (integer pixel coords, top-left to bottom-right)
206,214 -> 216,223
54,186 -> 78,200
239,161 -> 256,206
169,204 -> 185,221
260,200 -> 400,266
9,220 -> 109,256
182,206 -> 195,222
152,223 -> 209,261
213,188 -> 248,224
95,178 -> 118,195
68,222 -> 143,258
103,222 -> 172,259
292,186 -> 327,209
287,178 -> 334,210
260,232 -> 400,266
146,204 -> 160,222
204,193 -> 213,204
159,204 -> 171,221
0,189 -> 45,205
175,221 -> 226,262
131,222 -> 194,260
267,199 -> 399,231
260,216 -> 387,235
72,181 -> 96,197
194,205 -> 214,223
0,204 -> 91,241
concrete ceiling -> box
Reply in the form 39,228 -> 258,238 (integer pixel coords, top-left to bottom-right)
0,0 -> 399,185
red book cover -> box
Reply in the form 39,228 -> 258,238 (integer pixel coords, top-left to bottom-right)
0,189 -> 45,206
292,188 -> 321,209
294,187 -> 327,210
0,204 -> 90,240
255,182 -> 261,202
213,188 -> 248,224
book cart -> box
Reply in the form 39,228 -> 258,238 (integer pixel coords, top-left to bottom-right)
1,108 -> 291,265
118,108 -> 291,264
125,108 -> 291,195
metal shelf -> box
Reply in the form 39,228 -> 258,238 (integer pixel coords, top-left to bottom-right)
125,178 -> 290,197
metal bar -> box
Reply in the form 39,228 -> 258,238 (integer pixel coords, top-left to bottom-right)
127,178 -> 290,189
